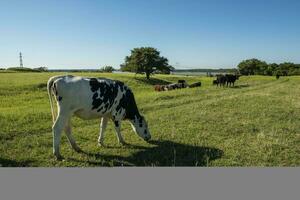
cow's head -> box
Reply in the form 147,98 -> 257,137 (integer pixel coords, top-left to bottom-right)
130,115 -> 151,141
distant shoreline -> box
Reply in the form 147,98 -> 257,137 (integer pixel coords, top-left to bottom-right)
47,68 -> 236,73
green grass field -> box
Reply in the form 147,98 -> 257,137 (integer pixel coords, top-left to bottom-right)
0,72 -> 299,167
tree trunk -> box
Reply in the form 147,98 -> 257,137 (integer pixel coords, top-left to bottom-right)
146,72 -> 150,80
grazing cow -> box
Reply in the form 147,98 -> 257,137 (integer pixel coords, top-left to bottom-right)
47,75 -> 151,160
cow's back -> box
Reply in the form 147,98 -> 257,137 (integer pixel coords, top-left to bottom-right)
54,76 -> 94,111
53,76 -> 137,120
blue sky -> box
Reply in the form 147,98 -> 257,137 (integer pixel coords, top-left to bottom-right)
1,0 -> 300,69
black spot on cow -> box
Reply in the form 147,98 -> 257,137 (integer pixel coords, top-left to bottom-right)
89,78 -> 101,93
92,92 -> 98,100
116,89 -> 141,120
114,121 -> 119,127
144,129 -> 147,135
97,107 -> 103,112
115,81 -> 125,92
89,78 -> 120,112
139,117 -> 143,127
89,78 -> 141,121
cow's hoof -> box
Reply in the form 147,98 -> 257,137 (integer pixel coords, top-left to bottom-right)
120,141 -> 128,146
74,147 -> 84,153
98,142 -> 106,147
98,140 -> 105,147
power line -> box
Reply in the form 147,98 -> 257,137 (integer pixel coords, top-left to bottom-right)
19,52 -> 23,68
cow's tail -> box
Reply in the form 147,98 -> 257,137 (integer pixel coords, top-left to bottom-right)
47,76 -> 64,123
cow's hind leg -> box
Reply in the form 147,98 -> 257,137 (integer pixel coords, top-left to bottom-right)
98,117 -> 108,147
52,110 -> 70,160
65,119 -> 82,153
113,120 -> 126,145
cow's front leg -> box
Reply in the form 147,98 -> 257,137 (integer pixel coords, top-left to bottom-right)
113,120 -> 126,145
98,117 -> 108,147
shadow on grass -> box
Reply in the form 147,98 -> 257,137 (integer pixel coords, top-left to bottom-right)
134,77 -> 172,85
36,83 -> 47,89
72,140 -> 223,166
231,84 -> 250,89
0,157 -> 34,167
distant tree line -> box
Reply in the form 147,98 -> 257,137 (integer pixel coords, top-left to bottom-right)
99,66 -> 115,73
237,58 -> 300,76
174,68 -> 238,74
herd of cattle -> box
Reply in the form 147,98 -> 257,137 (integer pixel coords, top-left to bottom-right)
155,74 -> 240,92
154,80 -> 202,91
213,74 -> 240,87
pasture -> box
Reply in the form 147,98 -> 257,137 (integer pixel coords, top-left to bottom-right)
0,72 -> 299,167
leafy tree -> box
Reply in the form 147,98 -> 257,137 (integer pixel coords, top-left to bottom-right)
237,58 -> 268,75
290,64 -> 300,75
266,63 -> 278,76
100,66 -> 115,73
278,62 -> 296,76
155,65 -> 175,74
121,47 -> 173,79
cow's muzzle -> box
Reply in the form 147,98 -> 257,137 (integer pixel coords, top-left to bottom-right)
144,135 -> 151,142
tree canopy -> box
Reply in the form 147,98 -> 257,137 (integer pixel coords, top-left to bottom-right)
237,59 -> 268,75
100,66 -> 115,73
120,47 -> 173,79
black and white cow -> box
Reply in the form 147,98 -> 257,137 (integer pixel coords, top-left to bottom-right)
47,75 -> 151,160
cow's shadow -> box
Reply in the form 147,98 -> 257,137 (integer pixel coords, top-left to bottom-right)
75,140 -> 223,166
231,84 -> 250,89
0,157 -> 34,167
